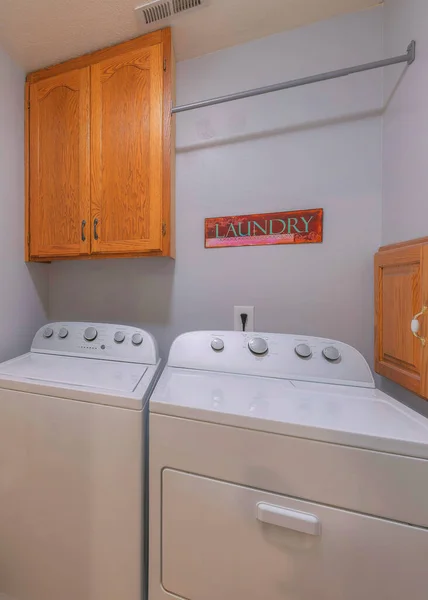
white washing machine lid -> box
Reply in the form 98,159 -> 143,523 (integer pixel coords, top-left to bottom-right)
0,353 -> 158,409
150,367 -> 428,459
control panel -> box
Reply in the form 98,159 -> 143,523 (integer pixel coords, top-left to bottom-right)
32,323 -> 159,365
169,331 -> 374,388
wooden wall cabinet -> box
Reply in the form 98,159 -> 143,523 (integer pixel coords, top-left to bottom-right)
375,237 -> 428,399
25,28 -> 175,262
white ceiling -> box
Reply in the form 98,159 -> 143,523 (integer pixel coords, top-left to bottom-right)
0,0 -> 382,73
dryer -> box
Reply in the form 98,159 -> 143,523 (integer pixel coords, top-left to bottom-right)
149,331 -> 428,600
0,322 -> 162,600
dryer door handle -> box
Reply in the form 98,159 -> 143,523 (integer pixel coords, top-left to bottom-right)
257,502 -> 321,536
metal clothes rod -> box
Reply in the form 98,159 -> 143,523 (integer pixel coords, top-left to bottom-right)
172,41 -> 416,115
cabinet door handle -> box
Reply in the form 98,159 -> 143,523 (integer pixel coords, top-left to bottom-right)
411,306 -> 428,346
257,503 -> 321,536
93,218 -> 99,241
81,220 -> 86,242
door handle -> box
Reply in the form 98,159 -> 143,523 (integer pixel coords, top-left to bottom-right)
257,503 -> 321,536
81,220 -> 86,242
93,218 -> 99,241
411,306 -> 428,346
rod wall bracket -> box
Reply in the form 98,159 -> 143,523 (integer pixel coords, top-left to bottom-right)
408,40 -> 416,65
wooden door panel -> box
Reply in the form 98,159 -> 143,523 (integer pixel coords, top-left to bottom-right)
375,243 -> 425,396
91,45 -> 163,254
420,245 -> 428,398
381,264 -> 420,372
29,69 -> 90,258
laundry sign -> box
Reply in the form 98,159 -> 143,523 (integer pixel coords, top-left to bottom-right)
205,208 -> 323,248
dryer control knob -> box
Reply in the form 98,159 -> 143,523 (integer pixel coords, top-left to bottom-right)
132,333 -> 143,346
84,327 -> 98,342
43,327 -> 54,339
114,331 -> 125,344
323,346 -> 341,362
248,337 -> 268,356
295,343 -> 312,359
211,338 -> 224,352
58,327 -> 68,339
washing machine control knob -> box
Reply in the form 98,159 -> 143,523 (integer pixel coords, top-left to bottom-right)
211,338 -> 224,352
114,331 -> 126,344
132,333 -> 143,346
58,327 -> 68,339
323,346 -> 341,362
43,327 -> 54,339
248,337 -> 268,356
295,343 -> 312,359
84,327 -> 98,342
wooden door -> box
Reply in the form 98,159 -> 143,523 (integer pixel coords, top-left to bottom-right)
29,69 -> 90,258
90,44 -> 164,255
375,238 -> 428,398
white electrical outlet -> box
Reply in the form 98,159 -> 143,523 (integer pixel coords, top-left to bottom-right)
234,306 -> 255,332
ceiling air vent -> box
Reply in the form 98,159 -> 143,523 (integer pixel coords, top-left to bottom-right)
173,0 -> 203,13
138,0 -> 171,24
135,0 -> 207,25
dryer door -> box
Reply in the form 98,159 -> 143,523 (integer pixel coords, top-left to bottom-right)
162,469 -> 428,600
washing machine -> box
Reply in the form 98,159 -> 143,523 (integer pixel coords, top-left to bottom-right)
149,331 -> 428,600
0,322 -> 162,600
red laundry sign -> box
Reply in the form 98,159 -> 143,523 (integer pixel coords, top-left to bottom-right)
205,208 -> 323,248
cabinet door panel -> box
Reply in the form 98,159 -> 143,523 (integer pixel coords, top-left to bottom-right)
375,243 -> 428,396
91,45 -> 163,254
29,69 -> 90,258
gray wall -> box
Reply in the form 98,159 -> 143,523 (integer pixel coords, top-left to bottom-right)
382,0 -> 428,245
48,8 -> 383,361
379,0 -> 428,416
0,47 -> 48,360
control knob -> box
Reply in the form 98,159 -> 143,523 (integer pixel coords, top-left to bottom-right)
132,333 -> 143,346
84,327 -> 98,342
295,343 -> 312,359
43,327 -> 54,339
248,337 -> 268,356
114,331 -> 126,344
211,338 -> 224,352
58,327 -> 68,339
323,346 -> 341,362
